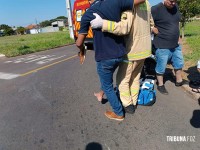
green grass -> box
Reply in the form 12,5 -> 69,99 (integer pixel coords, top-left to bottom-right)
0,31 -> 75,57
183,20 -> 200,63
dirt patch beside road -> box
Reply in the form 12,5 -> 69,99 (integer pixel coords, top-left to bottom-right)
181,39 -> 200,100
181,39 -> 199,80
164,39 -> 200,100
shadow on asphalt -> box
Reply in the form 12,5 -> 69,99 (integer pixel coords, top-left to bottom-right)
165,68 -> 189,85
190,108 -> 200,128
198,98 -> 200,106
85,142 -> 102,150
101,98 -> 108,104
184,65 -> 200,81
164,68 -> 176,84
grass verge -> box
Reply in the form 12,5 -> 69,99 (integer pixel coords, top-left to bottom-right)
0,31 -> 75,57
183,20 -> 200,64
181,20 -> 200,82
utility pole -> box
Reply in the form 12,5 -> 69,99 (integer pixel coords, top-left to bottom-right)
35,18 -> 39,33
66,0 -> 74,39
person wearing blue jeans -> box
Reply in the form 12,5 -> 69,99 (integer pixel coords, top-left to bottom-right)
155,45 -> 184,76
151,0 -> 184,95
96,58 -> 124,117
76,0 -> 145,121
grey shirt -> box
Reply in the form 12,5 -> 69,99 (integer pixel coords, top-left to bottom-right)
151,3 -> 181,49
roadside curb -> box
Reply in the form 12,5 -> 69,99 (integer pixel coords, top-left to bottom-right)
182,84 -> 200,101
51,43 -> 76,49
35,43 -> 76,52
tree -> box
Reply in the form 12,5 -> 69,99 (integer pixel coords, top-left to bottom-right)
49,19 -> 57,23
16,26 -> 25,35
0,24 -> 14,36
4,28 -> 15,36
178,0 -> 200,38
39,20 -> 51,27
56,16 -> 67,20
0,24 -> 10,30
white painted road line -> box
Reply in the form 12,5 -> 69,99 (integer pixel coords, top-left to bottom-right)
0,72 -> 20,80
25,55 -> 55,63
36,55 -> 66,64
0,54 -> 78,79
3,54 -> 65,65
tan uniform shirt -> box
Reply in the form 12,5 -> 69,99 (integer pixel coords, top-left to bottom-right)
102,0 -> 154,61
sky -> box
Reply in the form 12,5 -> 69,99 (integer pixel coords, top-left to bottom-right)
0,0 -> 162,27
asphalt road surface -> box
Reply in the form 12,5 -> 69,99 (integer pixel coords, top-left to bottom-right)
0,45 -> 199,150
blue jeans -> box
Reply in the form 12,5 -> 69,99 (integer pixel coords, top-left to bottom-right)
155,45 -> 184,74
96,57 -> 124,116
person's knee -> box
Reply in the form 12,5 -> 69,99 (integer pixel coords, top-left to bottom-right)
172,47 -> 184,68
173,59 -> 184,70
102,85 -> 114,93
155,66 -> 166,74
156,72 -> 164,76
155,49 -> 168,74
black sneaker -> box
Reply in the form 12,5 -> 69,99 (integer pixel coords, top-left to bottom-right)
124,105 -> 135,114
157,85 -> 168,95
175,80 -> 188,87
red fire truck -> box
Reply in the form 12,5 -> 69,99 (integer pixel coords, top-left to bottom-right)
72,0 -> 93,47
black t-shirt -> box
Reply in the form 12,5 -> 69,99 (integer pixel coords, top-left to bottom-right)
151,3 -> 181,49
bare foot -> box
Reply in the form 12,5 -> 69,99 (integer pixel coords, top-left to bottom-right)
94,91 -> 104,102
192,88 -> 200,93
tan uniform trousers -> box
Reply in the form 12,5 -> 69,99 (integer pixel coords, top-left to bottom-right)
117,59 -> 145,107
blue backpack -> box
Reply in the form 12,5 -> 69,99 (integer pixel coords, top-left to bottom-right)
138,79 -> 156,106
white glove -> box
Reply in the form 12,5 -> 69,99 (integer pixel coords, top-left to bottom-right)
90,13 -> 103,29
197,61 -> 200,73
197,60 -> 200,69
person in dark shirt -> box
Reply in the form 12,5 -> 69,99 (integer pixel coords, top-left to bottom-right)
151,0 -> 184,95
76,0 -> 145,121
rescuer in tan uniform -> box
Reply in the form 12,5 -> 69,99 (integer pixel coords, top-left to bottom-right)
91,0 -> 156,113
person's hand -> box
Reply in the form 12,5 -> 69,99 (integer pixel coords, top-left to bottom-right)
152,27 -> 159,35
90,13 -> 103,29
78,51 -> 85,65
78,52 -> 85,65
78,47 -> 86,65
197,60 -> 200,73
